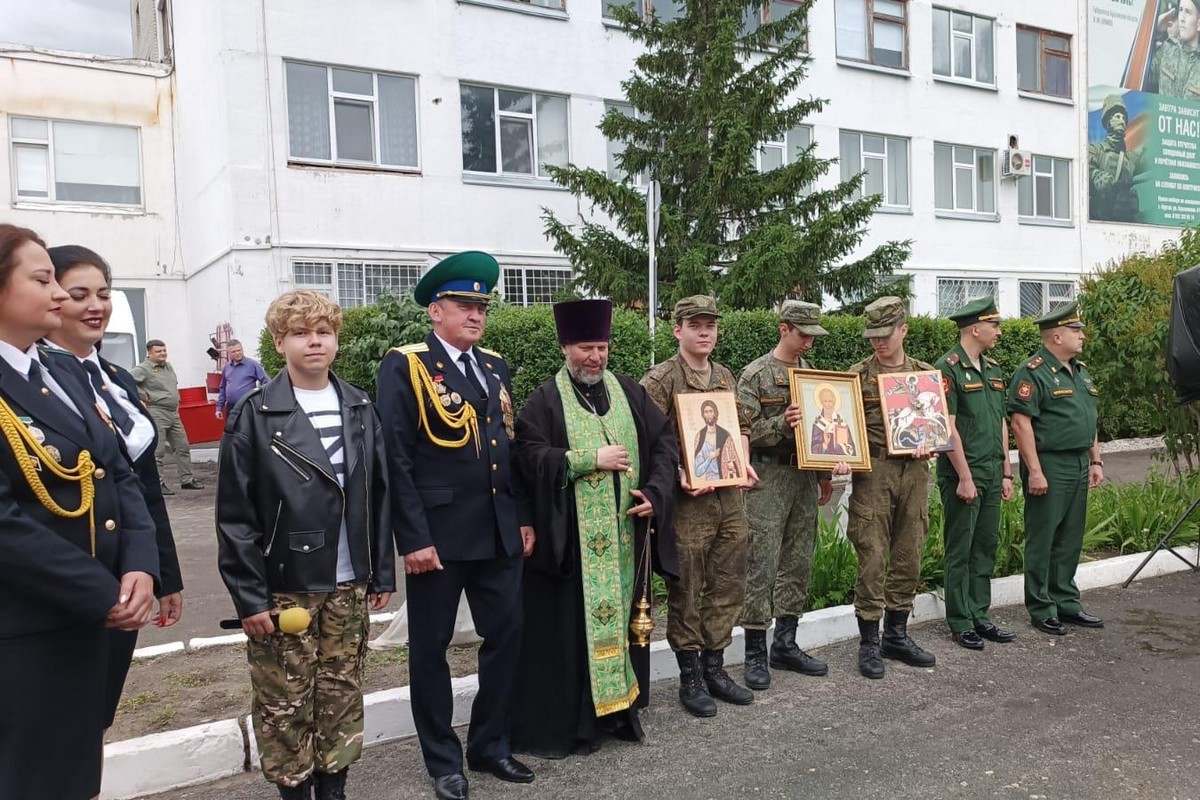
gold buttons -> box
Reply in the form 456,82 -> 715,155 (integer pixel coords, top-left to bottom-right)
490,439 -> 498,447
94,468 -> 106,479
104,519 -> 116,531
100,385 -> 109,392
492,463 -> 498,472
486,416 -> 492,424
302,545 -> 310,552
492,488 -> 497,495
40,387 -> 50,396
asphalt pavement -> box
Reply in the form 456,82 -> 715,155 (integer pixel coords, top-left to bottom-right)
149,571 -> 1200,800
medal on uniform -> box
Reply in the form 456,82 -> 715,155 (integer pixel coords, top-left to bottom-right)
435,382 -> 447,395
450,391 -> 462,405
440,394 -> 452,407
44,445 -> 61,464
499,385 -> 515,440
28,425 -> 45,444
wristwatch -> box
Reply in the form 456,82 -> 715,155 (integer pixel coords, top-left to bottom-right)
1090,460 -> 1104,467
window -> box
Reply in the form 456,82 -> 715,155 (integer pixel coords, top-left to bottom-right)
10,117 -> 142,205
501,266 -> 572,306
937,278 -> 997,317
285,62 -> 418,169
1017,156 -> 1071,222
743,1 -> 808,46
290,260 -> 423,308
603,0 -> 682,22
839,131 -> 909,210
1019,280 -> 1075,317
758,125 -> 812,170
460,84 -> 569,178
835,0 -> 907,69
934,143 -> 995,215
932,9 -> 993,84
1017,27 -> 1071,98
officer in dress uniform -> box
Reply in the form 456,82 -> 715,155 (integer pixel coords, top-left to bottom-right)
376,251 -> 534,800
0,225 -> 159,800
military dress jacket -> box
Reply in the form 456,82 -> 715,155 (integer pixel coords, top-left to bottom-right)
377,332 -> 527,561
0,353 -> 159,638
1006,347 -> 1099,453
935,344 -> 1007,483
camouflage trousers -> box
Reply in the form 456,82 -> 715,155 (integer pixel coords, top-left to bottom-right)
248,583 -> 370,787
666,487 -> 749,652
741,463 -> 819,630
846,457 -> 930,621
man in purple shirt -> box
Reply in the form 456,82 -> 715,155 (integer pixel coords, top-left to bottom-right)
215,339 -> 270,419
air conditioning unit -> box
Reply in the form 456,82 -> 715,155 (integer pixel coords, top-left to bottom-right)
1001,149 -> 1032,178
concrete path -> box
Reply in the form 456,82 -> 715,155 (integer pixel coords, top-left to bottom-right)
148,571 -> 1200,800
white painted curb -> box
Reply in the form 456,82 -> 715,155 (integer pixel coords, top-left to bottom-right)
102,544 -> 1198,799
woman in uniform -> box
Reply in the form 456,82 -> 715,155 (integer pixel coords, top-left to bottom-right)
44,243 -> 184,735
0,224 -> 159,799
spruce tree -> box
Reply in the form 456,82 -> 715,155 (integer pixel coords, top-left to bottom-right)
542,0 -> 910,310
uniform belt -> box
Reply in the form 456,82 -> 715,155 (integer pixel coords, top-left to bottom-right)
750,451 -> 798,466
868,444 -> 910,461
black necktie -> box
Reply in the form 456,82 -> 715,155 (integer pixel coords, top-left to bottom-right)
83,360 -> 135,435
458,353 -> 487,399
26,361 -> 47,394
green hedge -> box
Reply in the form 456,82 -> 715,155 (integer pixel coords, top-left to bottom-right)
260,301 -> 1044,413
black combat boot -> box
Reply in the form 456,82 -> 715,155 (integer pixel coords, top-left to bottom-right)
742,629 -> 770,690
769,615 -> 829,676
277,778 -> 313,800
676,651 -> 717,717
701,649 -> 753,705
315,768 -> 348,800
880,609 -> 937,668
857,616 -> 885,680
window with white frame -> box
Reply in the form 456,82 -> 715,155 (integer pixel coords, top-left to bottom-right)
284,62 -> 419,169
605,102 -> 647,186
937,278 -> 998,317
1017,27 -> 1071,99
460,84 -> 569,178
743,0 -> 808,45
291,260 -> 423,308
839,131 -> 909,209
1019,280 -> 1075,317
501,266 -> 573,306
757,125 -> 812,172
835,0 -> 908,69
1017,156 -> 1071,222
932,8 -> 993,84
10,117 -> 142,205
934,143 -> 995,215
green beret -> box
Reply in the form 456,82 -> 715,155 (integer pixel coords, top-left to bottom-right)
1036,300 -> 1085,331
674,295 -> 722,322
862,296 -> 906,339
413,251 -> 500,307
948,296 -> 1001,328
780,300 -> 828,336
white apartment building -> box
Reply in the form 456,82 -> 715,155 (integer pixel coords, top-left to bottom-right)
1,0 -> 1187,385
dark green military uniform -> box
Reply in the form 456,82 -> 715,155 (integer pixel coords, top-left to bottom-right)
935,298 -> 1008,636
1007,303 -> 1099,625
641,298 -> 750,656
738,301 -> 828,631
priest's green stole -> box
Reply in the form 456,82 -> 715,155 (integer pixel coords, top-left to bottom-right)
555,367 -> 641,716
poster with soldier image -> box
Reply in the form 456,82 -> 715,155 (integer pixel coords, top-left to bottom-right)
876,370 -> 953,456
1088,0 -> 1200,226
675,391 -> 746,489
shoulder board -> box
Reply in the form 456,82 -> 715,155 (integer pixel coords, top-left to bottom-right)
985,357 -> 998,366
390,343 -> 429,355
477,346 -> 501,358
1027,356 -> 1044,369
945,353 -> 959,366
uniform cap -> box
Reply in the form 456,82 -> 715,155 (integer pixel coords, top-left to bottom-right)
862,296 -> 906,339
780,300 -> 828,336
948,296 -> 1002,328
1036,300 -> 1085,331
413,251 -> 499,307
674,295 -> 722,322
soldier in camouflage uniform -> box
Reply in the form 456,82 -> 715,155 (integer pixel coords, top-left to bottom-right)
1087,95 -> 1145,223
1153,0 -> 1200,99
846,297 -> 937,680
642,296 -> 756,717
738,300 -> 845,690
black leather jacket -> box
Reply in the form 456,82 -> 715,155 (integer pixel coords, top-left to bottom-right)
216,370 -> 396,619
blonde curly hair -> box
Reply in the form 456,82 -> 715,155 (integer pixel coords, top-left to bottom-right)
264,290 -> 343,338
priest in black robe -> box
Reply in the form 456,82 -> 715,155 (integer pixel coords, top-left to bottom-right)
511,299 -> 679,759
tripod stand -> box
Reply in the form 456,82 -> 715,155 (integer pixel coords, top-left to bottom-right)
1122,494 -> 1200,587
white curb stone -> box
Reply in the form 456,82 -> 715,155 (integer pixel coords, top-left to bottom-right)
104,544 -> 1198,799
131,641 -> 186,659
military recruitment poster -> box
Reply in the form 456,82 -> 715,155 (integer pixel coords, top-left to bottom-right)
1087,0 -> 1200,226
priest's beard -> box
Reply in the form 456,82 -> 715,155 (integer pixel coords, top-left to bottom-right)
566,360 -> 606,385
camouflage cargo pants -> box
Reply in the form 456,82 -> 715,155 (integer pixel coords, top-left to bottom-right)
846,458 -> 929,621
667,487 -> 749,652
248,583 -> 370,787
741,463 -> 819,630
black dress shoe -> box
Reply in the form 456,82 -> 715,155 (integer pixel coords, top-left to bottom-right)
1032,617 -> 1068,636
974,623 -> 1016,643
468,756 -> 534,784
1060,610 -> 1105,628
952,630 -> 985,650
433,773 -> 469,800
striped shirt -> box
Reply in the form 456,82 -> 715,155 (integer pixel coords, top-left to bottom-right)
293,384 -> 355,582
